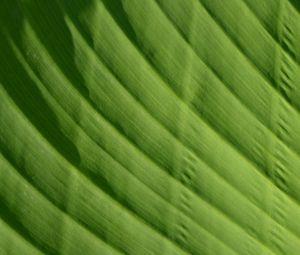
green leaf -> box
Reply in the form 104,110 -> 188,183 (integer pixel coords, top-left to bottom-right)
1,0 -> 300,254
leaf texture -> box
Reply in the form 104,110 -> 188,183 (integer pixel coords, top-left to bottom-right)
1,0 -> 300,254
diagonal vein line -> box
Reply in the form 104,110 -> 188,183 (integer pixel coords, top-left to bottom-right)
98,0 -> 300,214
154,0 -> 300,155
6,1 -> 300,253
0,150 -> 124,255
0,216 -> 43,255
88,0 -> 300,249
6,32 -> 239,255
195,0 -> 300,114
58,1 -> 298,249
16,10 -> 298,255
152,0 -> 300,191
104,0 -> 300,179
13,30 -> 263,255
0,195 -> 45,255
241,0 -> 300,66
71,20 -> 294,255
1,88 -> 190,255
1,38 -> 194,255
